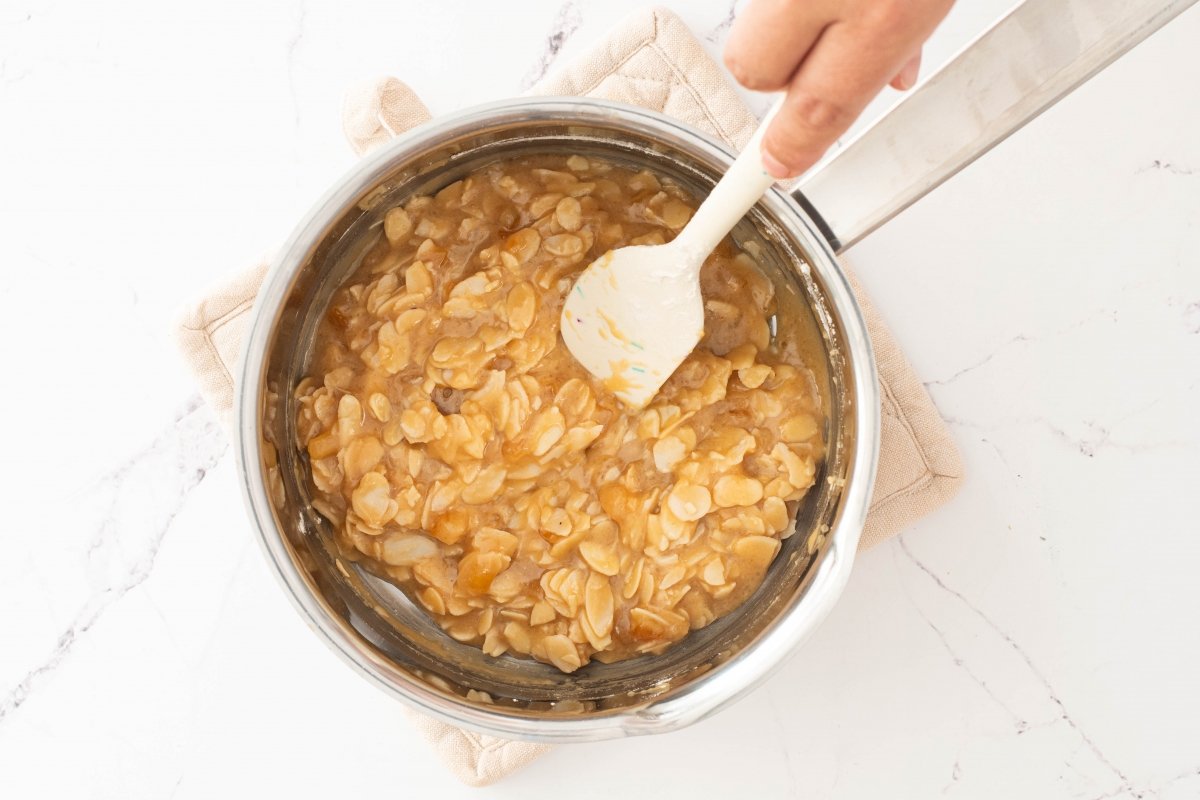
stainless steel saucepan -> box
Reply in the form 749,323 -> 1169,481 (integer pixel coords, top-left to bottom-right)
235,0 -> 1193,741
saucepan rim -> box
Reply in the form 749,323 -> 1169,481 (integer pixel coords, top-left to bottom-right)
235,96 -> 880,741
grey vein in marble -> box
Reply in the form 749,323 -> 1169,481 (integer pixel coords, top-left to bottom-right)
893,548 -> 1032,730
1136,159 -> 1195,176
924,333 -> 1034,388
1184,301 -> 1200,334
923,307 -> 1123,389
898,539 -> 1142,798
942,380 -> 1194,460
0,57 -> 31,86
0,395 -> 227,723
284,0 -> 309,127
941,759 -> 962,794
764,685 -> 800,794
979,436 -> 1019,477
706,0 -> 740,43
1082,774 -> 1200,800
520,0 -> 582,90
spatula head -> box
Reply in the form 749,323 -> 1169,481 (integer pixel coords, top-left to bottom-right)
560,244 -> 704,408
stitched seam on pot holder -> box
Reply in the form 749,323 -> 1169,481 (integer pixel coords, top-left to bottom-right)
646,41 -> 739,146
180,294 -> 254,334
870,379 -> 938,507
202,298 -> 255,391
566,13 -> 657,97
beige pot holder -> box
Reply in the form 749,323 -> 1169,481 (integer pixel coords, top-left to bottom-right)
174,6 -> 962,786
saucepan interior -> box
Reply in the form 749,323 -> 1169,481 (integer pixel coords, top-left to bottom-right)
237,98 -> 879,742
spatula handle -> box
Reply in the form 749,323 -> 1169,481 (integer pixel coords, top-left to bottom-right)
670,100 -> 784,261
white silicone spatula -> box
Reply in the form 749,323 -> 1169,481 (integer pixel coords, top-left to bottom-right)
560,103 -> 782,409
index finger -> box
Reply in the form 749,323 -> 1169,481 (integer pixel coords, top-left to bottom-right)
724,0 -> 833,91
761,7 -> 951,177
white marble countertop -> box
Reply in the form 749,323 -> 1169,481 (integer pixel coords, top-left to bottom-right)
2,1 -> 1198,797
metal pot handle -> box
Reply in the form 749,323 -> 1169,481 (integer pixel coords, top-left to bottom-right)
793,0 -> 1197,253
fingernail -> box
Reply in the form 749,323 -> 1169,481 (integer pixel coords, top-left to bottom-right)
761,149 -> 793,180
897,59 -> 920,90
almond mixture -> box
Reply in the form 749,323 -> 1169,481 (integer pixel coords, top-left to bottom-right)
295,155 -> 824,672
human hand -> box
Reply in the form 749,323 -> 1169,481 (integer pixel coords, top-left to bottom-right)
724,0 -> 956,178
